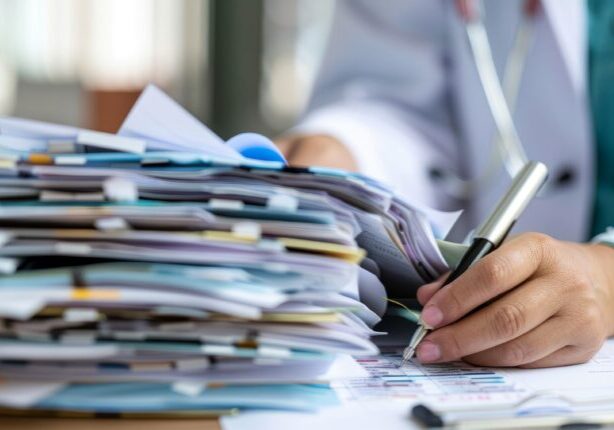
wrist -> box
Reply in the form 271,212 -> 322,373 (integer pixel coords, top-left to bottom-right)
280,134 -> 358,170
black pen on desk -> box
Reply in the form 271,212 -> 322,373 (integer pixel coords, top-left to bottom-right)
402,160 -> 549,363
410,403 -> 614,429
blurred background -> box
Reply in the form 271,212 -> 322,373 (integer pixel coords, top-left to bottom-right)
0,0 -> 334,138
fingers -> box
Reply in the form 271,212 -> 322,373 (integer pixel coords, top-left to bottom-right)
277,135 -> 358,170
421,233 -> 553,328
274,137 -> 295,156
462,316 -> 574,367
416,276 -> 562,363
521,343 -> 603,368
413,234 -> 609,368
520,309 -> 606,368
417,275 -> 447,305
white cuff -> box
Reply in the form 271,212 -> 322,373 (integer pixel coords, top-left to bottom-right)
289,104 -> 392,186
591,227 -> 614,246
289,102 -> 454,210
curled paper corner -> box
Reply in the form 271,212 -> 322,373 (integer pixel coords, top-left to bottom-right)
226,133 -> 287,164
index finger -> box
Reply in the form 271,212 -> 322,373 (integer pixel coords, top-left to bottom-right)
420,233 -> 552,328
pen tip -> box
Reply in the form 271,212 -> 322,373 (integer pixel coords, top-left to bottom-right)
402,346 -> 415,364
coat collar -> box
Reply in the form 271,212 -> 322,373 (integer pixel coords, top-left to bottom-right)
541,0 -> 587,95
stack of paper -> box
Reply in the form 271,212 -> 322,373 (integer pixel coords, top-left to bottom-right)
0,85 -> 455,415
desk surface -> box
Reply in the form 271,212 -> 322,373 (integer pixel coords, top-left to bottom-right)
0,418 -> 221,430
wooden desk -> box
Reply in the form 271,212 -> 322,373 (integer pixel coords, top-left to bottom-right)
0,418 -> 221,430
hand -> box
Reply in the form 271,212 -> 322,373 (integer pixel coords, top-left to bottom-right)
415,233 -> 614,368
275,135 -> 358,171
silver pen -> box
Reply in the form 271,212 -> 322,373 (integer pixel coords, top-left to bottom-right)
402,160 -> 549,363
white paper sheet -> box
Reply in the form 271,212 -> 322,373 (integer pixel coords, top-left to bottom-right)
0,381 -> 65,408
333,353 -> 527,407
0,116 -> 79,140
0,343 -> 120,360
222,402 -> 415,430
222,340 -> 614,430
502,339 -> 614,402
118,85 -> 242,160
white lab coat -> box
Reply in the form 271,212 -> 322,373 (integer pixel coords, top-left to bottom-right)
293,0 -> 593,242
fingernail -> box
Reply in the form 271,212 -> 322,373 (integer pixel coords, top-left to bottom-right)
417,341 -> 441,362
421,305 -> 443,327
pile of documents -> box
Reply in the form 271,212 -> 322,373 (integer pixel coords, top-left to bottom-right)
0,85 -> 453,416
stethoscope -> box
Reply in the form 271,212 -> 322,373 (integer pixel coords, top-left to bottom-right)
432,0 -> 548,199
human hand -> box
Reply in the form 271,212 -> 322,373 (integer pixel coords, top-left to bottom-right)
275,135 -> 358,171
415,233 -> 614,368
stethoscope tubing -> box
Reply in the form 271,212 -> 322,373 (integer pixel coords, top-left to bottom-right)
435,0 -> 542,199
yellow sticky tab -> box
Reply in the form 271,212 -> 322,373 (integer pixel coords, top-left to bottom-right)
199,231 -> 364,262
200,230 -> 255,244
0,159 -> 16,169
71,289 -> 120,300
28,153 -> 54,165
278,238 -> 365,263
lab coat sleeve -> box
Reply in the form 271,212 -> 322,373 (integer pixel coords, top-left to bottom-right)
291,0 -> 461,210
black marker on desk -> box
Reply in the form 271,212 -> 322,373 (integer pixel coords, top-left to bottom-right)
410,404 -> 614,429
402,160 -> 549,363
411,404 -> 444,428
